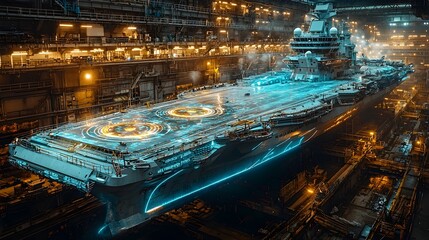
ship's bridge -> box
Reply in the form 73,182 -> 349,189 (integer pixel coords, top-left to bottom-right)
291,20 -> 340,54
291,3 -> 340,55
290,36 -> 340,54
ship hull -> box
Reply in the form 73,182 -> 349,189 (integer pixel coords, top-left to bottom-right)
95,82 -> 396,236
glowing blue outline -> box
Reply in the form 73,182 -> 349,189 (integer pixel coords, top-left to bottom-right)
251,142 -> 263,151
283,141 -> 292,152
145,136 -> 304,213
144,169 -> 184,212
98,224 -> 108,235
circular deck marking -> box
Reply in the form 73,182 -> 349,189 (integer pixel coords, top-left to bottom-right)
100,122 -> 163,138
83,120 -> 169,142
168,107 -> 215,118
159,106 -> 224,120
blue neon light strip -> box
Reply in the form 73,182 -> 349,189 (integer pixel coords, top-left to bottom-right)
144,169 -> 184,212
251,142 -> 263,151
98,224 -> 108,235
145,137 -> 304,213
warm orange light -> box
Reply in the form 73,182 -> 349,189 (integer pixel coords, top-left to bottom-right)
11,51 -> 28,56
146,206 -> 162,213
59,24 -> 73,27
84,73 -> 92,80
90,48 -> 104,53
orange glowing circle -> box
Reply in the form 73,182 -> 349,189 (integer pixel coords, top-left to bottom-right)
100,122 -> 162,139
124,126 -> 137,132
167,107 -> 215,118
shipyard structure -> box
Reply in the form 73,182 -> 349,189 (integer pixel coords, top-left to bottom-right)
1,0 -> 429,239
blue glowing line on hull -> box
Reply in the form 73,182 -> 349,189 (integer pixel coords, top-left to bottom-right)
144,169 -> 184,213
283,141 -> 292,152
251,142 -> 263,151
145,136 -> 304,213
98,225 -> 108,235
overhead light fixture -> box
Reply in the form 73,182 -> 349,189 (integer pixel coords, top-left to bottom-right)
11,51 -> 28,56
59,24 -> 73,27
81,25 -> 93,28
127,26 -> 137,30
90,48 -> 104,53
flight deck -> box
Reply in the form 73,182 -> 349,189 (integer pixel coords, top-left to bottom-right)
44,78 -> 350,157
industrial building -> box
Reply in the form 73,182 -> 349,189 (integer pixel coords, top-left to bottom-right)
0,0 -> 428,239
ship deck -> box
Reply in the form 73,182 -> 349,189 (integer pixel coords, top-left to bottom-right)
40,76 -> 351,158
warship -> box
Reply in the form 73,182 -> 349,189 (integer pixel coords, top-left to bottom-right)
8,2 -> 412,237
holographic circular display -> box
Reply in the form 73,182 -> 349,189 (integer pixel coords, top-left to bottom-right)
100,122 -> 163,139
168,107 -> 215,118
159,106 -> 224,119
83,120 -> 169,142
